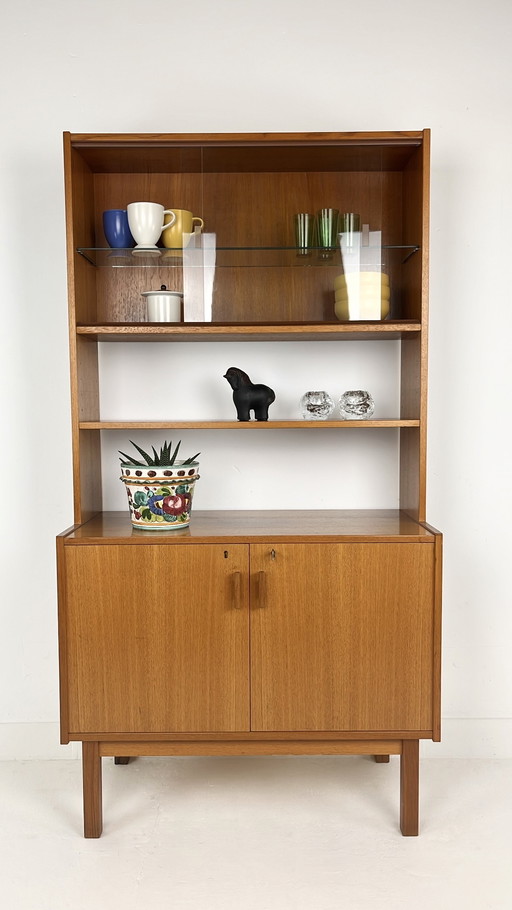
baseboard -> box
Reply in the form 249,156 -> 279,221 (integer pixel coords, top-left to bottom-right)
0,723 -> 80,760
1,719 -> 511,761
422,718 -> 512,758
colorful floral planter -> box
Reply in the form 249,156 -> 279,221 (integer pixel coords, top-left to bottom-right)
120,461 -> 200,530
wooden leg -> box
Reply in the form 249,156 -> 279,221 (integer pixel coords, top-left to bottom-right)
374,754 -> 390,763
114,756 -> 130,765
400,739 -> 419,836
82,742 -> 103,838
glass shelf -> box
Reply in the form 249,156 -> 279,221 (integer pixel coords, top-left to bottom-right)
76,245 -> 420,269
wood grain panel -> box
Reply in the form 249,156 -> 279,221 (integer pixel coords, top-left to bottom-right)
64,137 -> 101,522
98,739 -> 402,756
75,430 -> 102,524
399,333 -> 428,520
403,133 -> 430,326
69,132 -> 424,175
399,427 -> 421,521
207,169 -> 398,323
82,742 -> 102,837
75,322 -> 420,341
430,528 -> 443,741
95,265 -> 183,323
79,419 -> 420,430
64,544 -> 249,733
400,738 -> 419,835
80,730 -> 428,742
250,542 -> 434,732
65,143 -> 98,325
83,169 -> 407,324
73,336 -> 101,522
57,534 -> 71,743
203,171 -> 400,246
63,510 -> 435,543
399,133 -> 429,519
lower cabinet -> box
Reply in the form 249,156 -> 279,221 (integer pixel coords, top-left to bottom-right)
58,530 -> 441,837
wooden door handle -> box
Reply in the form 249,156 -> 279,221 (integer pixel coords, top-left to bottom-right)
231,571 -> 242,609
255,570 -> 266,609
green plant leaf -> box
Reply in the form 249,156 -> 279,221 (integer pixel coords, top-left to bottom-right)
119,451 -> 143,465
119,438 -> 197,466
128,440 -> 154,465
170,440 -> 181,464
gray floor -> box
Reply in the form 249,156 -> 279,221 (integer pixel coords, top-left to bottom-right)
1,755 -> 511,909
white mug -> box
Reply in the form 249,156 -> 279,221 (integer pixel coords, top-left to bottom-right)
127,202 -> 176,251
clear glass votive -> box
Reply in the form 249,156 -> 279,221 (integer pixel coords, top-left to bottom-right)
300,390 -> 334,420
338,390 -> 375,419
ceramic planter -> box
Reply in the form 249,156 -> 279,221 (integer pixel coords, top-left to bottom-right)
120,461 -> 200,530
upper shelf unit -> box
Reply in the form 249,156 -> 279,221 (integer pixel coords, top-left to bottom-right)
65,131 -> 429,328
64,130 -> 430,523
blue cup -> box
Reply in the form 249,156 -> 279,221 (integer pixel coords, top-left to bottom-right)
102,209 -> 135,248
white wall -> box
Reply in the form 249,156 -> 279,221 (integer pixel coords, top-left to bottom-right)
1,0 -> 511,758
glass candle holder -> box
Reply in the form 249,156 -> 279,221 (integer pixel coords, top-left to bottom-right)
300,390 -> 334,420
338,390 -> 375,419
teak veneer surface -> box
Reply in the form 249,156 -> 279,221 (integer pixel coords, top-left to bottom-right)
87,168 -> 414,324
249,541 -> 434,732
61,510 -> 437,544
65,544 -> 250,734
62,540 -> 435,736
78,419 -> 420,430
98,740 -> 403,756
68,131 -> 425,175
75,322 -> 421,342
78,730 -> 430,743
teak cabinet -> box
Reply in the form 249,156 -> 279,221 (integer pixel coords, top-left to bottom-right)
57,131 -> 442,838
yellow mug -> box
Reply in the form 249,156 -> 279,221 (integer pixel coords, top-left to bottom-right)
162,209 -> 204,249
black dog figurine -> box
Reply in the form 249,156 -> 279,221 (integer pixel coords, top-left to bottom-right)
223,367 -> 275,421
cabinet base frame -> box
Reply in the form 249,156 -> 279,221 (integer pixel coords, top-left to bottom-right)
81,738 -> 420,838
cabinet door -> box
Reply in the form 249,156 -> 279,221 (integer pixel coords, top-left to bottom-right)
250,543 -> 434,733
63,544 -> 249,733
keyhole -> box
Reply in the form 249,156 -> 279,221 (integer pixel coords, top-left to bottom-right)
270,549 -> 276,560
224,550 -> 229,558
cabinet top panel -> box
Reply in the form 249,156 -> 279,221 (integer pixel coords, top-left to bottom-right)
61,510 -> 436,544
65,131 -> 429,174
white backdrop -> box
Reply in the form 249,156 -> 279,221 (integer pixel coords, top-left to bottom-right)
1,0 -> 511,758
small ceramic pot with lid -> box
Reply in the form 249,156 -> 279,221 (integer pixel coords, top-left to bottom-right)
142,285 -> 183,322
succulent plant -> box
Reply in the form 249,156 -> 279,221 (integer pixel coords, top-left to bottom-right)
119,440 -> 200,467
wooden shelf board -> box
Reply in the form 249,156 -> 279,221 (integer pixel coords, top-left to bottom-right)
79,419 -> 420,430
76,322 -> 421,342
61,509 -> 436,544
